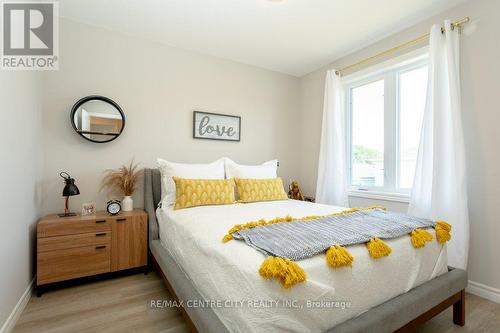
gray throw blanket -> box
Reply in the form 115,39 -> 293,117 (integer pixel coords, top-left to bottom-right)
232,208 -> 436,261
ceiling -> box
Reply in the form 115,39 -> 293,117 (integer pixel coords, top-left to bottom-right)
59,0 -> 467,76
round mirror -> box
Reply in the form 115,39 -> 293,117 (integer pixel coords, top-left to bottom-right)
70,96 -> 125,143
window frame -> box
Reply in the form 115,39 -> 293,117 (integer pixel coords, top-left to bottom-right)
344,53 -> 428,198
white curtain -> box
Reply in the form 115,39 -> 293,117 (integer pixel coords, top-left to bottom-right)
315,70 -> 349,207
409,21 -> 469,269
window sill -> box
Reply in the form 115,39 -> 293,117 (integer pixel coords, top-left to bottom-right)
348,190 -> 410,203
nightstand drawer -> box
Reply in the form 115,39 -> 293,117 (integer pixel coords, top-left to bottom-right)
37,245 -> 111,285
36,210 -> 147,289
38,232 -> 112,252
38,218 -> 111,238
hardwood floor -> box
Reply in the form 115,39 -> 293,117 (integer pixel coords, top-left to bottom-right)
13,271 -> 500,333
417,292 -> 500,333
14,272 -> 189,333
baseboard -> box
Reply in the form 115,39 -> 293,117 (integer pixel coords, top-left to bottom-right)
0,278 -> 34,333
467,280 -> 500,304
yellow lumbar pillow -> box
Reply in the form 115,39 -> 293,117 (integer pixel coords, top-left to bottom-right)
235,178 -> 288,203
173,177 -> 236,210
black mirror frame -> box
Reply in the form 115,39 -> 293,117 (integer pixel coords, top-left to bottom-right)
70,95 -> 125,144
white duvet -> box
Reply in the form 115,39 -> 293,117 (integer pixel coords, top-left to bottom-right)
157,200 -> 447,333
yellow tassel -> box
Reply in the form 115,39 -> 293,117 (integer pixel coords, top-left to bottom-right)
410,228 -> 433,248
435,221 -> 452,244
259,256 -> 306,289
366,238 -> 392,258
326,244 -> 354,268
222,234 -> 233,243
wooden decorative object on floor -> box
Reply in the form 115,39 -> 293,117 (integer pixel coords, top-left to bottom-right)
36,209 -> 147,291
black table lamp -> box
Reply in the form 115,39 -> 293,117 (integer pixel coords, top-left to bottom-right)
58,172 -> 80,217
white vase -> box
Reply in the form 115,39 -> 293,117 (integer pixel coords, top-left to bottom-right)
122,196 -> 133,212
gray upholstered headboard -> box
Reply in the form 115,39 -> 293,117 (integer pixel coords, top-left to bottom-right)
144,168 -> 161,242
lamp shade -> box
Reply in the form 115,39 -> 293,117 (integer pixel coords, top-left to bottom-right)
60,172 -> 80,197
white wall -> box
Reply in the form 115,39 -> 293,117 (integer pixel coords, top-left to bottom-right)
0,71 -> 42,327
3,0 -> 499,327
1,17 -> 300,329
299,0 -> 500,291
41,19 -> 301,214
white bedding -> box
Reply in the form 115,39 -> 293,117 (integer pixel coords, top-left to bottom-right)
157,200 -> 447,333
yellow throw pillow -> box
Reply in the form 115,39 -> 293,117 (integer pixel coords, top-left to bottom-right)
235,178 -> 288,203
173,177 -> 236,210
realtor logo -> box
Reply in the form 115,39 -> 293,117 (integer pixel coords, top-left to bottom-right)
1,1 -> 58,70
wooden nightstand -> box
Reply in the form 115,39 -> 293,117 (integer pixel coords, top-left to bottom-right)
289,196 -> 315,203
303,196 -> 315,203
36,209 -> 147,294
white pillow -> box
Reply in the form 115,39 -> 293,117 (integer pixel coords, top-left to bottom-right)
157,158 -> 225,207
225,158 -> 278,179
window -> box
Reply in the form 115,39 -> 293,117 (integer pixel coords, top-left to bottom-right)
346,56 -> 428,195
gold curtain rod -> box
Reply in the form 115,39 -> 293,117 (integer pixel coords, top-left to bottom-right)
335,17 -> 470,76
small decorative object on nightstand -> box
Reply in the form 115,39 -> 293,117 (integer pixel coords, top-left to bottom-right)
107,200 -> 121,215
58,172 -> 80,217
81,202 -> 96,216
101,161 -> 141,212
36,209 -> 148,296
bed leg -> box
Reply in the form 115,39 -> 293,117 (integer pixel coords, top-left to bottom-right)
453,289 -> 465,326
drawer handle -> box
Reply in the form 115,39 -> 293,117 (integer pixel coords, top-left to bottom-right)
116,218 -> 126,222
95,245 -> 106,250
95,233 -> 107,237
96,220 -> 106,224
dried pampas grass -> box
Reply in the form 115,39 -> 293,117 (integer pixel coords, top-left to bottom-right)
101,160 -> 141,196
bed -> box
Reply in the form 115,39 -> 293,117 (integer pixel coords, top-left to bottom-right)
144,168 -> 467,332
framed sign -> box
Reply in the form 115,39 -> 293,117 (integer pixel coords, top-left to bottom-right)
193,111 -> 241,142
